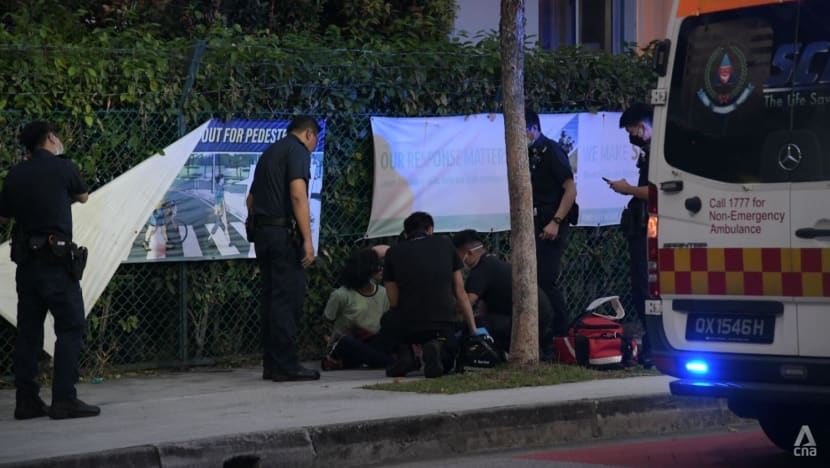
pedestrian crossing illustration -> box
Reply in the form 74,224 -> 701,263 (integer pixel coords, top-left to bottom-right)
134,223 -> 256,261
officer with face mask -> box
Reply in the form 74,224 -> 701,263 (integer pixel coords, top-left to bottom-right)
608,103 -> 654,368
525,110 -> 577,336
0,121 -> 100,419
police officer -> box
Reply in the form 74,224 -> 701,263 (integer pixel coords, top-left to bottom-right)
525,110 -> 577,330
246,116 -> 320,382
0,121 -> 100,419
608,103 -> 653,367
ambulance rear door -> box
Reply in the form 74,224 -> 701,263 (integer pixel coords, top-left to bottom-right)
656,1 -> 800,356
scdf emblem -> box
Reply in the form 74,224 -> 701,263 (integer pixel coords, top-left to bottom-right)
697,45 -> 754,114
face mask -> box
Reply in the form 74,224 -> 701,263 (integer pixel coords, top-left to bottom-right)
629,135 -> 646,147
462,244 -> 484,268
53,134 -> 65,156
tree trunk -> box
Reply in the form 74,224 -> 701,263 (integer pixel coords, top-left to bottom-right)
500,0 -> 538,366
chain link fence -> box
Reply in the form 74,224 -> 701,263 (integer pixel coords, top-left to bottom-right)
0,108 -> 638,379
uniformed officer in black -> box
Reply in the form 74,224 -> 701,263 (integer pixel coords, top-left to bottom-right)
0,121 -> 100,419
247,116 -> 320,382
525,110 -> 577,328
609,103 -> 653,367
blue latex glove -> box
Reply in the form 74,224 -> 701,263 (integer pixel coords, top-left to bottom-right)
472,327 -> 489,337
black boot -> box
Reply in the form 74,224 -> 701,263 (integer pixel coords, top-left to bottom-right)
14,395 -> 49,420
48,398 -> 101,419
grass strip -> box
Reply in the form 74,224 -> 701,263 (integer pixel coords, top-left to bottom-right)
364,363 -> 661,394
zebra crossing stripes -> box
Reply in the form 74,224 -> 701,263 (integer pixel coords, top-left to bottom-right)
180,225 -> 202,258
205,224 -> 241,256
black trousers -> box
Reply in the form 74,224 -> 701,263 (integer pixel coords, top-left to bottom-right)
331,335 -> 391,369
14,259 -> 85,403
627,226 -> 650,355
255,225 -> 306,372
378,309 -> 458,372
475,292 -> 555,353
535,220 -> 570,327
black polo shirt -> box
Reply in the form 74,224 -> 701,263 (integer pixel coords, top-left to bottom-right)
466,254 -> 554,320
383,233 -> 462,331
529,134 -> 573,207
0,149 -> 88,239
465,254 -> 512,316
249,134 -> 310,220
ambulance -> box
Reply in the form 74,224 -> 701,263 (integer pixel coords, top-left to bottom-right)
646,0 -> 830,455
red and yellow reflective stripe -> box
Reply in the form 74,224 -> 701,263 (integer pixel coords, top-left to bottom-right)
659,248 -> 830,297
677,0 -> 796,18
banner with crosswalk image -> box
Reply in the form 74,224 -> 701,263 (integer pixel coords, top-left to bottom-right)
123,118 -> 326,263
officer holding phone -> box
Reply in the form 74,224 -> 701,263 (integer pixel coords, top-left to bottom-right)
607,104 -> 653,367
0,121 -> 100,419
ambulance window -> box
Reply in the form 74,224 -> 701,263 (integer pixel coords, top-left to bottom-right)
665,4 -> 797,183
788,0 -> 830,183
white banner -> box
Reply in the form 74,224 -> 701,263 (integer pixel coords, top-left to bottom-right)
366,112 -> 639,238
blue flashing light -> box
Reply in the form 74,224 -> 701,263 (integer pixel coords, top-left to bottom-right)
685,360 -> 709,375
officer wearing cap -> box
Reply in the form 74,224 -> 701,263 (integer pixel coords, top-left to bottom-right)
0,121 -> 100,419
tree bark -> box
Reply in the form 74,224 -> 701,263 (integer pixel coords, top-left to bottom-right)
500,0 -> 538,366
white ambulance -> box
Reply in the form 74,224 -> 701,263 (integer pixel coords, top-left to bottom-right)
647,0 -> 830,456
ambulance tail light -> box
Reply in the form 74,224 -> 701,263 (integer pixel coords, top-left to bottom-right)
647,183 -> 660,299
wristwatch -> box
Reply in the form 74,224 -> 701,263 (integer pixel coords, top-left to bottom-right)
552,216 -> 563,225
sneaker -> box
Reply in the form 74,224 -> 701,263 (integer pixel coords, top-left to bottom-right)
48,398 -> 100,419
14,395 -> 49,420
422,339 -> 444,379
386,346 -> 421,377
142,241 -> 150,251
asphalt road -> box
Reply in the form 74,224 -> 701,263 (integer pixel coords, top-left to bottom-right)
383,424 -> 826,468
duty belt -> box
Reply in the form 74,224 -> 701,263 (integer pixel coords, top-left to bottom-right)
254,215 -> 291,227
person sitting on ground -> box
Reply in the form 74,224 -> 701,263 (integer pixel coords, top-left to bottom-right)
321,247 -> 392,370
452,229 -> 563,360
380,212 -> 478,378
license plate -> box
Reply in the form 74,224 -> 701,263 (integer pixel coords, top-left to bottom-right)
685,314 -> 774,344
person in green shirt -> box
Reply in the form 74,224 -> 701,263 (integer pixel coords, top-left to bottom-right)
322,247 -> 392,370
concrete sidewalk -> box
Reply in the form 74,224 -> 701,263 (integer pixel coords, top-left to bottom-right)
0,365 -> 742,467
